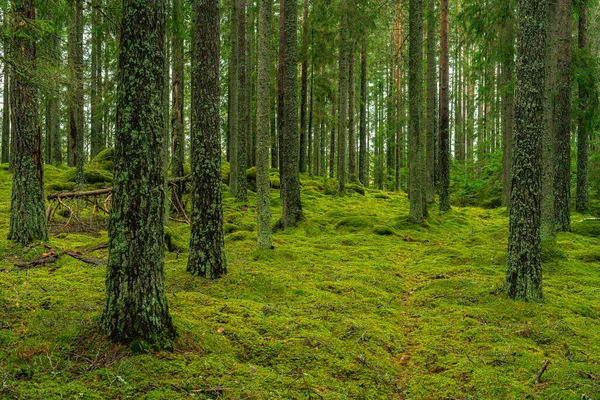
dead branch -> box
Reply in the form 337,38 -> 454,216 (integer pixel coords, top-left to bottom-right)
88,243 -> 109,252
535,360 -> 550,384
15,249 -> 60,269
63,251 -> 106,267
48,188 -> 113,200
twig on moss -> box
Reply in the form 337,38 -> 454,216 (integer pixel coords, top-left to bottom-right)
535,360 -> 550,384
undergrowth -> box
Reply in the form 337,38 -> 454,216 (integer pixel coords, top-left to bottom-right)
0,161 -> 599,399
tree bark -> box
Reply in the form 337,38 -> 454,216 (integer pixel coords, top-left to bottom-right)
501,1 -> 515,209
337,5 -> 349,194
554,0 -> 572,232
256,0 -> 274,250
229,0 -> 240,197
171,0 -> 185,214
359,28 -> 368,187
505,0 -> 547,301
425,0 -> 436,203
1,5 -> 9,165
188,0 -> 227,277
8,0 -> 48,245
299,0 -> 309,173
102,0 -> 175,344
68,0 -> 84,187
438,0 -> 450,212
236,0 -> 249,202
348,39 -> 357,183
90,0 -> 105,158
576,3 -> 589,214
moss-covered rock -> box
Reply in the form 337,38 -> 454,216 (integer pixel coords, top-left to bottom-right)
90,147 -> 115,172
60,168 -> 113,185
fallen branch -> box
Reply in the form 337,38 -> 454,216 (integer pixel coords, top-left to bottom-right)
578,370 -> 598,380
88,242 -> 109,252
64,251 -> 106,267
15,245 -> 107,268
535,360 -> 550,384
48,188 -> 113,201
15,249 -> 60,269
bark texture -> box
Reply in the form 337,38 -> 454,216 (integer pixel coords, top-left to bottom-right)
438,0 -> 450,212
188,0 -> 227,278
68,0 -> 84,186
337,6 -> 348,194
505,0 -> 547,302
425,0 -> 436,203
576,4 -> 589,214
102,0 -> 175,343
171,0 -> 185,214
359,30 -> 368,187
229,0 -> 240,197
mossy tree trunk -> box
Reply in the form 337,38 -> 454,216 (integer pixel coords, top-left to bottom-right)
45,17 -> 62,165
337,5 -> 349,194
438,0 -> 450,212
576,3 -> 590,214
256,0 -> 274,250
188,0 -> 227,278
229,0 -> 240,197
359,28 -> 368,187
425,0 -> 436,204
299,0 -> 309,174
68,0 -> 84,187
348,39 -> 357,183
171,0 -> 185,215
90,0 -> 104,159
329,99 -> 336,179
505,0 -> 547,302
554,0 -> 572,232
235,0 -> 249,202
541,0 -> 558,243
8,0 -> 48,246
102,0 -> 175,344
280,0 -> 303,228
1,4 -> 9,165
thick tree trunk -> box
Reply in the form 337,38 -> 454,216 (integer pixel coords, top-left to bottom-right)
188,0 -> 227,277
505,0 -> 547,302
8,0 -> 48,245
359,29 -> 368,187
171,0 -> 185,214
229,0 -> 240,197
68,0 -> 84,186
425,0 -> 436,203
280,0 -> 302,227
438,0 -> 450,212
554,0 -> 572,232
102,0 -> 175,344
256,0 -> 274,250
541,0 -> 558,242
576,4 -> 589,214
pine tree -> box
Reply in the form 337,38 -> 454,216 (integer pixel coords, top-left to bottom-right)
1,5 -> 8,165
505,0 -> 548,302
299,0 -> 309,173
438,0 -> 450,212
229,0 -> 240,197
90,0 -> 104,158
279,0 -> 303,227
256,0 -> 274,250
8,0 -> 48,246
500,0 -> 515,209
337,4 -> 349,194
348,39 -> 357,183
236,0 -> 249,202
68,0 -> 84,186
187,0 -> 227,278
102,0 -> 175,344
171,0 -> 185,215
358,28 -> 368,187
425,0 -> 436,204
576,2 -> 590,214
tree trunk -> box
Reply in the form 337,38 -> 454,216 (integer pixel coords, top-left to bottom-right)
576,3 -> 589,214
541,0 -> 558,242
236,0 -> 249,202
68,0 -> 84,187
337,6 -> 349,194
505,0 -> 547,302
425,0 -> 436,203
1,6 -> 9,165
329,98 -> 336,178
359,29 -> 368,187
256,0 -> 274,250
280,0 -> 302,227
188,0 -> 227,277
171,0 -> 185,214
8,0 -> 48,245
229,0 -> 240,197
299,0 -> 309,173
102,0 -> 175,344
90,0 -> 105,158
348,39 -> 357,183
554,0 -> 572,232
501,1 -> 515,209
438,0 -> 450,212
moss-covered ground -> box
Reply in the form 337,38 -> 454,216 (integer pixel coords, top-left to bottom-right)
1,161 -> 600,399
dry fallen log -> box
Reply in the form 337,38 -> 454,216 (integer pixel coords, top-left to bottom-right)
15,249 -> 60,269
63,251 -> 106,267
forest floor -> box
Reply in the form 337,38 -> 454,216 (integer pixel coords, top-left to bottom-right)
1,162 -> 600,399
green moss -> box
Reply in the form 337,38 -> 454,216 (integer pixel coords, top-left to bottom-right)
59,168 -> 113,185
373,225 -> 395,235
336,216 -> 373,229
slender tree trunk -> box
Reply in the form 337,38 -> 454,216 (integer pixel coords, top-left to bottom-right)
425,0 -> 436,203
270,92 -> 278,168
337,6 -> 349,194
1,6 -> 9,165
90,0 -> 104,158
505,0 -> 547,301
541,0 -> 558,242
280,0 -> 302,227
348,40 -> 357,183
188,0 -> 227,277
359,29 -> 368,187
68,0 -> 84,186
576,3 -> 589,214
256,0 -> 274,250
102,0 -> 175,344
171,0 -> 185,215
229,0 -> 240,196
236,0 -> 249,201
246,6 -> 255,169
299,0 -> 309,173
329,98 -> 336,178
438,0 -> 450,212
554,0 -> 572,232
308,55 -> 314,175
8,0 -> 48,245
46,20 -> 62,165
501,1 -> 515,208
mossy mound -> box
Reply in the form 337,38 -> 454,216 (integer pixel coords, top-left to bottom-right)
336,216 -> 374,229
373,225 -> 395,236
90,147 -> 115,172
572,219 -> 600,238
60,168 -> 114,186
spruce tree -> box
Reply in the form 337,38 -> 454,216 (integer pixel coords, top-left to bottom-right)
8,0 -> 48,246
171,0 -> 185,215
438,0 -> 450,212
505,0 -> 548,301
359,29 -> 368,187
187,0 -> 227,278
337,5 -> 349,194
236,0 -> 249,202
576,2 -> 590,214
102,0 -> 175,344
